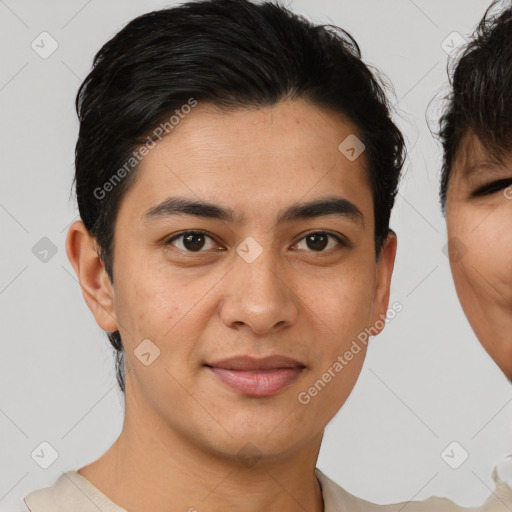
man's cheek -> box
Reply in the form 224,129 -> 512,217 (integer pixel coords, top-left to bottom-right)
471,242 -> 512,302
494,260 -> 512,305
313,279 -> 369,318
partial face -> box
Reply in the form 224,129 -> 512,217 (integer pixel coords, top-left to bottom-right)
88,99 -> 395,462
445,132 -> 512,379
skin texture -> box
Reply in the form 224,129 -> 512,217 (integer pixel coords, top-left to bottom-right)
445,131 -> 512,380
66,98 -> 397,512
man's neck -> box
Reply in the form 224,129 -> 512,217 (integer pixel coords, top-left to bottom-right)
78,405 -> 325,512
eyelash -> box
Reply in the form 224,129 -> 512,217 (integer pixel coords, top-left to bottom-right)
473,178 -> 512,196
164,230 -> 350,254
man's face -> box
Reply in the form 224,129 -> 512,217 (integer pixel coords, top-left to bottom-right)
91,99 -> 395,461
445,132 -> 512,379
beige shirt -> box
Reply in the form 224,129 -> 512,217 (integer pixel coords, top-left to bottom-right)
23,466 -> 512,512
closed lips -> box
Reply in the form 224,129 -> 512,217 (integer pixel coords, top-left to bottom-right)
204,355 -> 306,371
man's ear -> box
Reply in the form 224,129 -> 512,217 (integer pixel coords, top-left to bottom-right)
65,220 -> 118,332
370,229 -> 397,334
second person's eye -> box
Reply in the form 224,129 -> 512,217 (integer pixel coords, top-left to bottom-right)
473,178 -> 512,196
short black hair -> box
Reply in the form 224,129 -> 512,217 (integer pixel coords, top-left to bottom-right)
439,0 -> 512,210
73,0 -> 405,393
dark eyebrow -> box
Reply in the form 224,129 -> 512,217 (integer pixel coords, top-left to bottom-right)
142,195 -> 364,226
276,196 -> 364,225
142,197 -> 241,223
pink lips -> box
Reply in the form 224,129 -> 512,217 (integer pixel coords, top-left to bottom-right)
205,355 -> 305,397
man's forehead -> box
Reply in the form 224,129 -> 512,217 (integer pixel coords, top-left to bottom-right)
129,100 -> 371,225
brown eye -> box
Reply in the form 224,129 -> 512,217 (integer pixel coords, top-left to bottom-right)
306,233 -> 329,251
293,231 -> 350,252
166,231 -> 219,252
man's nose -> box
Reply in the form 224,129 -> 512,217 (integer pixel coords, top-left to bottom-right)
218,246 -> 299,335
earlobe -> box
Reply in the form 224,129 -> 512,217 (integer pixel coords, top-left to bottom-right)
65,220 -> 118,332
370,230 -> 398,334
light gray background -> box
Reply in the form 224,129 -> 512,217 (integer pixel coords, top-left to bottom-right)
1,0 -> 511,510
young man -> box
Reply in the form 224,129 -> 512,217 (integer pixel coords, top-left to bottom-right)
23,0 -> 407,510
438,0 -> 512,505
439,0 -> 512,383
